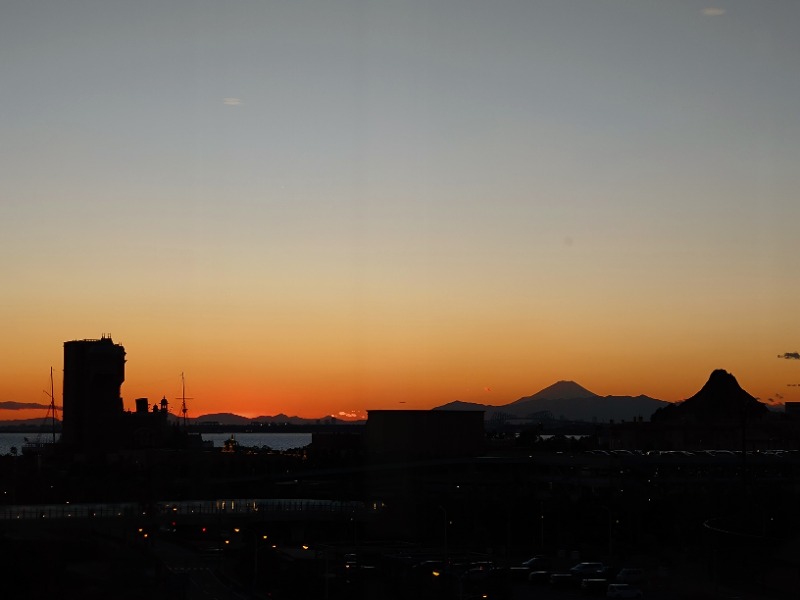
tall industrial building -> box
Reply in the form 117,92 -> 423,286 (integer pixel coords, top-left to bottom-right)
62,335 -> 126,450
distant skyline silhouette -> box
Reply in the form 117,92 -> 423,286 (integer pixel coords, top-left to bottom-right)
0,341 -> 792,423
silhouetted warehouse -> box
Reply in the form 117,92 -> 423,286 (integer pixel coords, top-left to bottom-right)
364,410 -> 484,460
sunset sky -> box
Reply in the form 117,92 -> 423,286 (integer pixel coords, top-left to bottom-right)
2,1 -> 799,420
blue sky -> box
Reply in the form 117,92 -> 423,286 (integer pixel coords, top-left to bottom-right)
1,1 -> 798,417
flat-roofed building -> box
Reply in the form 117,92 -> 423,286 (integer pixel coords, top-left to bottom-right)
364,409 -> 484,460
785,402 -> 800,418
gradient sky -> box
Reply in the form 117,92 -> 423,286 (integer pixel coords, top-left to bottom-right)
2,1 -> 799,420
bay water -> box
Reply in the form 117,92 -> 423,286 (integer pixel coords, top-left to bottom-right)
0,431 -> 312,455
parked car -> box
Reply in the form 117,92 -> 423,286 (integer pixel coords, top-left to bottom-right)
569,562 -> 607,580
615,568 -> 645,584
508,566 -> 531,581
581,577 -> 610,595
607,583 -> 643,598
550,572 -> 573,586
521,555 -> 552,571
528,570 -> 551,583
411,560 -> 447,581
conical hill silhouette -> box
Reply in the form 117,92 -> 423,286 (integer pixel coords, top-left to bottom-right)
651,369 -> 767,424
508,380 -> 599,403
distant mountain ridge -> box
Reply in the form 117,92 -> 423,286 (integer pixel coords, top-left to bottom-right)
190,413 -> 363,426
0,417 -> 63,429
435,380 -> 668,423
0,369 -> 770,430
9,374 -> 761,428
0,413 -> 363,428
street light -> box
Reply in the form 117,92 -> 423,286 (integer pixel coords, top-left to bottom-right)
253,533 -> 268,588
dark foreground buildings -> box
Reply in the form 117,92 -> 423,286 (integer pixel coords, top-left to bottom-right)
6,341 -> 800,598
60,335 -> 189,454
364,409 -> 485,460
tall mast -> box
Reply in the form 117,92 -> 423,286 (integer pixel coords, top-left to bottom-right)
176,372 -> 193,429
51,367 -> 56,443
43,367 -> 57,444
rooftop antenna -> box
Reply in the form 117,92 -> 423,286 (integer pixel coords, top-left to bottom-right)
176,372 -> 193,429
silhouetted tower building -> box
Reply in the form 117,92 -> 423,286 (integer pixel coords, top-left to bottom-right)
62,335 -> 126,451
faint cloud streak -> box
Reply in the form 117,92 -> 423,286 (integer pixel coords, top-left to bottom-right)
337,410 -> 364,419
223,97 -> 242,106
702,8 -> 726,16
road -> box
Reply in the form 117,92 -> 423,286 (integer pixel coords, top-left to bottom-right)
151,538 -> 254,600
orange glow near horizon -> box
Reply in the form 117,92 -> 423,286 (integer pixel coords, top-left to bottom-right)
2,329 -> 798,423
1,3 -> 799,426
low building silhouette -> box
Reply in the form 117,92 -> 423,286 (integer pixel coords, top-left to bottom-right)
785,402 -> 800,418
364,409 -> 485,460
